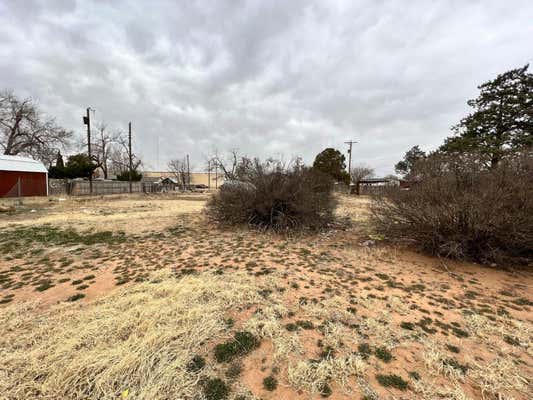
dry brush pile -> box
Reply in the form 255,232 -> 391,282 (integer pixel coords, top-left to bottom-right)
372,154 -> 533,266
206,158 -> 336,232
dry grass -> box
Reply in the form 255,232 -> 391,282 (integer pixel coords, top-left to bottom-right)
0,271 -> 269,399
287,354 -> 367,395
0,192 -> 207,234
469,358 -> 530,400
0,193 -> 532,400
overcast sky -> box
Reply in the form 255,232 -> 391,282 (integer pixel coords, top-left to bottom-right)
1,0 -> 532,174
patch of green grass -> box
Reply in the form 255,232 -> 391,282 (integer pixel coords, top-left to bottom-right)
285,323 -> 298,332
374,346 -> 392,362
319,345 -> 335,359
214,331 -> 260,363
400,321 -> 415,330
513,297 -> 532,306
376,374 -> 408,390
451,326 -> 469,338
296,320 -> 314,329
503,335 -> 520,346
0,225 -> 127,248
358,343 -> 372,360
186,355 -> 206,372
203,378 -> 229,400
443,358 -> 468,375
408,371 -> 420,381
318,382 -> 332,397
67,293 -> 85,302
446,344 -> 460,353
35,280 -> 53,292
263,375 -> 277,391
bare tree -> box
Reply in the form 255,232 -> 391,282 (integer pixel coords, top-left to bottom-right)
168,158 -> 189,188
350,164 -> 375,183
108,134 -> 142,178
207,149 -> 242,180
92,123 -> 122,179
0,90 -> 72,161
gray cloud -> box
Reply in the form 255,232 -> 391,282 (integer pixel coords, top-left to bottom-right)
1,0 -> 532,174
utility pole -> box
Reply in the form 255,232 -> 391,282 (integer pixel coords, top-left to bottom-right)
345,140 -> 357,183
128,122 -> 133,194
207,160 -> 211,188
83,108 -> 93,195
186,154 -> 190,190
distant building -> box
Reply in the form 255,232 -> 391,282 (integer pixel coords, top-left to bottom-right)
0,155 -> 48,197
142,171 -> 225,187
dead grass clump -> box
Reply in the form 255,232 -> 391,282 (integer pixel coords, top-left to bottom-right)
245,304 -> 303,360
469,358 -> 530,399
423,341 -> 468,381
300,296 -> 355,325
464,312 -> 531,352
288,354 -> 367,395
411,379 -> 472,400
0,271 -> 269,399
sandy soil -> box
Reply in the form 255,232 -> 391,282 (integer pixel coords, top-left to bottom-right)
0,193 -> 531,399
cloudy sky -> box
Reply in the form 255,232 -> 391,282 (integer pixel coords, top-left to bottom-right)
1,0 -> 532,174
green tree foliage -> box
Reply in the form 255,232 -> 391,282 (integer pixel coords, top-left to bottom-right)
48,153 -> 97,179
116,170 -> 143,181
312,147 -> 350,184
394,145 -> 426,177
55,151 -> 64,168
440,64 -> 533,168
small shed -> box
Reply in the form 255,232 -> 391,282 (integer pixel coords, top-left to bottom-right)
0,155 -> 48,197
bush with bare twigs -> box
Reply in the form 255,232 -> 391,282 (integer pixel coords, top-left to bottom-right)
206,158 -> 336,231
371,153 -> 533,266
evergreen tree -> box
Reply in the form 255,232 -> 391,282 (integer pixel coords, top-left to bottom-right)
394,145 -> 426,177
312,148 -> 350,184
56,151 -> 64,168
440,64 -> 533,168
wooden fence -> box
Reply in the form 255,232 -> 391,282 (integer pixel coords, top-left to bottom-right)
48,179 -> 160,196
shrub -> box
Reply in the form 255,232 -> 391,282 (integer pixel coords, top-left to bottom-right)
206,158 -> 336,231
376,374 -> 408,390
374,346 -> 392,362
214,331 -> 260,363
202,378 -> 229,400
67,293 -> 85,302
263,375 -> 278,391
371,153 -> 533,265
186,355 -> 206,372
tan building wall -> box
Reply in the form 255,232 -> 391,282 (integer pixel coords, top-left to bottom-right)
143,171 -> 225,187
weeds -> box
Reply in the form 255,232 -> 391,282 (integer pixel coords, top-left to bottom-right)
376,374 -> 408,390
263,375 -> 278,391
214,331 -> 260,363
203,378 -> 229,400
